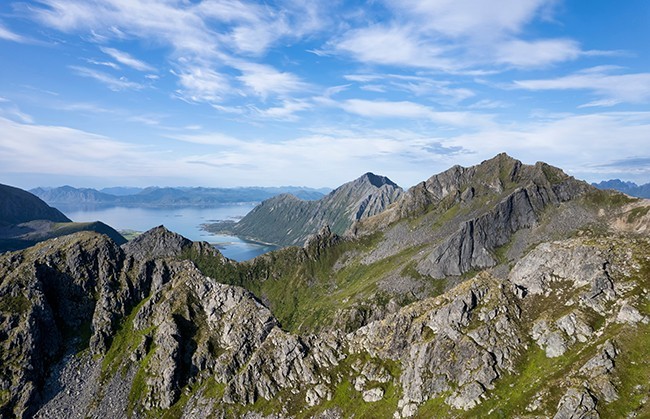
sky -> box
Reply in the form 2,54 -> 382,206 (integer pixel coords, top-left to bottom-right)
0,0 -> 649,190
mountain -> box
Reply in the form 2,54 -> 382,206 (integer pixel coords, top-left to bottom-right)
99,186 -> 144,196
0,183 -> 126,252
2,154 -> 650,418
0,184 -> 71,226
205,172 -> 404,246
29,185 -> 118,205
30,185 -> 329,207
593,179 -> 650,198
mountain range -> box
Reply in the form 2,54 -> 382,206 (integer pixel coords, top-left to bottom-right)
1,153 -> 649,418
30,185 -> 330,207
592,179 -> 650,198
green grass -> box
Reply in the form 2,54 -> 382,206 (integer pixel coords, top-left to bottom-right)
598,323 -> 650,418
184,231 -> 420,334
101,296 -> 154,380
301,353 -> 402,419
626,206 -> 650,223
582,189 -> 636,210
0,293 -> 29,314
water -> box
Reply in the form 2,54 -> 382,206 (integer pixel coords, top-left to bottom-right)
58,204 -> 277,261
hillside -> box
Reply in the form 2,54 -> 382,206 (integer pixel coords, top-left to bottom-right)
1,154 -> 649,418
0,184 -> 70,226
593,179 -> 650,198
205,172 -> 403,246
0,183 -> 125,252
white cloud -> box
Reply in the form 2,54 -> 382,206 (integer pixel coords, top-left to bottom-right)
340,99 -> 493,127
441,112 -> 650,181
100,47 -> 155,72
513,67 -> 650,105
0,23 -> 26,42
86,58 -> 120,70
28,0 -> 324,106
172,67 -> 229,102
383,0 -> 550,39
236,62 -> 309,98
494,38 -> 582,67
330,0 -> 596,71
333,25 -> 454,70
0,117 -> 140,177
254,100 -> 312,120
70,66 -> 144,91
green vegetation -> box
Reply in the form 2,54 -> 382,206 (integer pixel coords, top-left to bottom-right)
120,229 -> 143,241
101,296 -> 154,379
582,189 -> 636,209
627,205 -> 650,223
0,293 -> 29,314
599,323 -> 650,418
301,354 -> 402,419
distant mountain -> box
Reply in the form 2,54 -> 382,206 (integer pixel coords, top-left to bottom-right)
0,183 -> 125,252
30,185 -> 329,206
99,186 -> 143,196
205,172 -> 403,246
30,185 -> 118,205
592,179 -> 650,198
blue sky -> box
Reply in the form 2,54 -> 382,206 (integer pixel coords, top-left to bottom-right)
0,0 -> 649,189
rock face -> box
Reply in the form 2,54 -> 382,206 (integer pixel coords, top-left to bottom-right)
205,172 -> 403,246
2,154 -> 650,418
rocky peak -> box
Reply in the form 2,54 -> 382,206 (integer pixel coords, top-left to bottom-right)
303,225 -> 341,259
356,172 -> 399,189
121,225 -> 193,259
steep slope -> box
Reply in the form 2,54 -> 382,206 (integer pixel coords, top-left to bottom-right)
0,184 -> 70,226
205,172 -> 403,246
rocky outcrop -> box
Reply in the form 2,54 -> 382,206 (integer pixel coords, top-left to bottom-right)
510,240 -> 616,313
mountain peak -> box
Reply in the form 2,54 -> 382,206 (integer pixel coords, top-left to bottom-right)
357,172 -> 399,189
122,225 -> 193,259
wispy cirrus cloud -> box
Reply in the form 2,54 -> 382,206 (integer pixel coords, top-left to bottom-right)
513,66 -> 650,106
0,22 -> 26,42
70,66 -> 145,91
339,99 -> 493,128
344,73 -> 475,104
100,47 -> 155,72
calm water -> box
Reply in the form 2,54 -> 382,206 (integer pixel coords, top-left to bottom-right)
58,204 -> 277,261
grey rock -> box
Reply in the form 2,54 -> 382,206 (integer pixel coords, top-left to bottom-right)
616,303 -> 646,324
554,387 -> 599,419
362,387 -> 384,402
